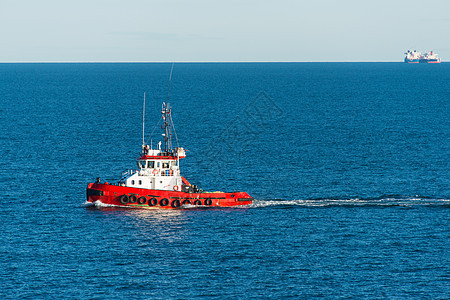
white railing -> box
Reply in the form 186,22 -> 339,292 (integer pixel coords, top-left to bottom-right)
121,169 -> 180,177
121,169 -> 137,177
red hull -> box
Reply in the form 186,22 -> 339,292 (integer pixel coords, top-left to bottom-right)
87,182 -> 253,209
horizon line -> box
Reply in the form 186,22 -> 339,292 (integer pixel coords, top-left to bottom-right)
1,60 -> 446,63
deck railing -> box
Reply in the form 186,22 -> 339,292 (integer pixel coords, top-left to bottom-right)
121,169 -> 177,177
121,169 -> 137,177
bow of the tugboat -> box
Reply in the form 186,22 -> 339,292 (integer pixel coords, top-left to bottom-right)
222,191 -> 253,206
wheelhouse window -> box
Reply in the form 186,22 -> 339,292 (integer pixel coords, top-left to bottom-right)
162,162 -> 169,169
137,161 -> 147,168
148,161 -> 155,168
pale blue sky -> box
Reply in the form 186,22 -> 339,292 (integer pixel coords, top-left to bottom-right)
1,0 -> 449,62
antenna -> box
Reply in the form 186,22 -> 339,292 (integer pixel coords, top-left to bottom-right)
166,63 -> 174,103
142,92 -> 146,147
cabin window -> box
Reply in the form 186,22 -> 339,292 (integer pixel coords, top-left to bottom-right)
162,162 -> 169,169
170,161 -> 176,167
157,162 -> 160,168
148,161 -> 155,168
131,180 -> 135,185
139,180 -> 142,185
141,161 -> 147,168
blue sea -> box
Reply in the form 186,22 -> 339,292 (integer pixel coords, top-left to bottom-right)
1,63 -> 449,299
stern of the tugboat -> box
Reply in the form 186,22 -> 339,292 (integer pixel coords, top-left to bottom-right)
86,182 -> 103,203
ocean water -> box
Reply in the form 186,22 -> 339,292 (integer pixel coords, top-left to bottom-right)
0,63 -> 449,299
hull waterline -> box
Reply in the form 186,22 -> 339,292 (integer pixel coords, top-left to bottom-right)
87,183 -> 253,209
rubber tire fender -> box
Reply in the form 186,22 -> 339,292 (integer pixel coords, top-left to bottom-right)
182,199 -> 191,206
160,198 -> 169,206
171,199 -> 181,208
138,196 -> 147,205
120,194 -> 129,205
148,198 -> 158,206
129,195 -> 138,203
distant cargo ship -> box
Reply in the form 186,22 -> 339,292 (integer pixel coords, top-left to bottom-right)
404,50 -> 421,63
404,50 -> 441,63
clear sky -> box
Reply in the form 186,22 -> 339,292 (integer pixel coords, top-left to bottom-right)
1,0 -> 449,62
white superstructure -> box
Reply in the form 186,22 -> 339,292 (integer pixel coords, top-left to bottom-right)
405,50 -> 421,60
118,102 -> 188,192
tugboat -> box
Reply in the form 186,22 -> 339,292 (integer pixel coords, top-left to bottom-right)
86,97 -> 253,209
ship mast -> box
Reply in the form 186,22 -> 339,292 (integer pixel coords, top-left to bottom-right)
142,92 -> 146,147
162,63 -> 174,154
162,103 -> 171,153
